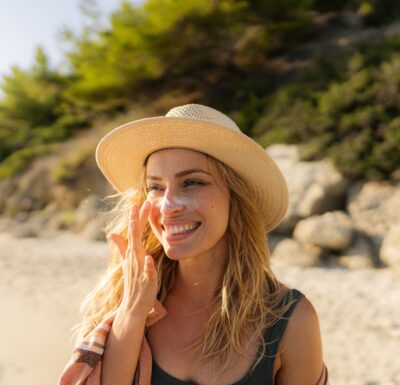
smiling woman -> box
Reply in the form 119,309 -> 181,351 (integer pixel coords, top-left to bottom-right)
58,104 -> 329,385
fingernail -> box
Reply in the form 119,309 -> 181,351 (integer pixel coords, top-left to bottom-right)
107,234 -> 117,244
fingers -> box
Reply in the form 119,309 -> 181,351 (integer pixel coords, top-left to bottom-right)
107,233 -> 128,260
107,201 -> 152,266
129,201 -> 152,265
114,203 -> 158,314
128,205 -> 140,268
139,200 -> 152,233
144,255 -> 157,280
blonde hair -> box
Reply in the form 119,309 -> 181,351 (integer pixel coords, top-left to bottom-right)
72,153 -> 297,377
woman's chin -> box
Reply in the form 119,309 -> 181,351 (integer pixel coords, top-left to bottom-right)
164,248 -> 188,261
163,244 -> 196,261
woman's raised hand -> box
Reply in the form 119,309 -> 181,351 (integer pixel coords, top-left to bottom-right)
108,201 -> 158,317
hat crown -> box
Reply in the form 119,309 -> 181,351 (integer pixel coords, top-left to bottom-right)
166,104 -> 240,133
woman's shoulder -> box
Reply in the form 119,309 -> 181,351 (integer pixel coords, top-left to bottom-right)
286,294 -> 320,336
279,289 -> 321,351
276,293 -> 325,384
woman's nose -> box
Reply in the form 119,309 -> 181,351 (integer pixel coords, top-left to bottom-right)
159,189 -> 185,215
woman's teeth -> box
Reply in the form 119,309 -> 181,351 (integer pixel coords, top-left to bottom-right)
165,223 -> 200,235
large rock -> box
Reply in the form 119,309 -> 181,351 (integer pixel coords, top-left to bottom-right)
347,181 -> 400,252
13,210 -> 52,238
271,238 -> 323,267
380,224 -> 400,269
3,169 -> 53,217
0,177 -> 18,214
81,217 -> 107,241
293,211 -> 353,251
74,195 -> 104,230
74,194 -> 109,240
339,231 -> 376,269
267,144 -> 350,234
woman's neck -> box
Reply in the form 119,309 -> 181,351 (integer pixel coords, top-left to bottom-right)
170,250 -> 227,310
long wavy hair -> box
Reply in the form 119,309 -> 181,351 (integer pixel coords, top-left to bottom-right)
72,152 -> 297,377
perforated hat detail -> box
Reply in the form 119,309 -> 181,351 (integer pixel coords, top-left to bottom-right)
166,104 -> 240,132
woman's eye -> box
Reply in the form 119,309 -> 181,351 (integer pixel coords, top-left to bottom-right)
183,179 -> 204,188
146,180 -> 204,193
146,184 -> 164,193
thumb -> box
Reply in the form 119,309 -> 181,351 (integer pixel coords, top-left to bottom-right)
144,255 -> 157,280
107,233 -> 128,259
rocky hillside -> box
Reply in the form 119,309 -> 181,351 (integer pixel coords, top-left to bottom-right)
0,94 -> 195,237
1,3 -> 400,271
1,137 -> 400,272
267,145 -> 400,271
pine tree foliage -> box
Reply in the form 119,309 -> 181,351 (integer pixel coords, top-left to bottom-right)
1,0 -> 400,179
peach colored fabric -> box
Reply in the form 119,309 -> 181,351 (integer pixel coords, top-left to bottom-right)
57,300 -> 167,385
317,364 -> 330,385
57,300 -> 330,385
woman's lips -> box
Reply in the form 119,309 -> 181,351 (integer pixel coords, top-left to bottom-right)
164,223 -> 201,242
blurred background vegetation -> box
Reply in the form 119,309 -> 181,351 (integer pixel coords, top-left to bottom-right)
1,0 -> 400,182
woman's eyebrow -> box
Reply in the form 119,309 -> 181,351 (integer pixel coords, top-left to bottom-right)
146,168 -> 211,181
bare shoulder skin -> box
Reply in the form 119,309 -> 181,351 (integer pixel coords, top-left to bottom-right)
274,297 -> 325,385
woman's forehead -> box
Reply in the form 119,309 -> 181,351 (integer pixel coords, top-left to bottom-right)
144,148 -> 225,184
144,148 -> 228,192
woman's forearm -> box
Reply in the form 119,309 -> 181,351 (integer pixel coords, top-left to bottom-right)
101,206 -> 158,385
101,310 -> 148,385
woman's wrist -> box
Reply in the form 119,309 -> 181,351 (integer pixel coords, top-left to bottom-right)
114,304 -> 149,330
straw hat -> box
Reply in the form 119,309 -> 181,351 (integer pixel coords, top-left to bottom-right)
96,104 -> 289,232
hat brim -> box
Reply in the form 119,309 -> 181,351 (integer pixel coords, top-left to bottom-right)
96,116 -> 288,232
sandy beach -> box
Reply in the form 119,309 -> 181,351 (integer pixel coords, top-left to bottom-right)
0,232 -> 399,385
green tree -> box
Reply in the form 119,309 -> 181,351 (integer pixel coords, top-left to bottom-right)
0,47 -> 88,177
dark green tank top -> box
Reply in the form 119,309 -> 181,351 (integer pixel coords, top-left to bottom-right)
150,288 -> 305,385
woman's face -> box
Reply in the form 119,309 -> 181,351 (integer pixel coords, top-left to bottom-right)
145,148 -> 230,262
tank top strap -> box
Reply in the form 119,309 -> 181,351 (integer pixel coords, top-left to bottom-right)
261,288 -> 305,370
